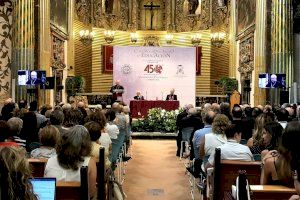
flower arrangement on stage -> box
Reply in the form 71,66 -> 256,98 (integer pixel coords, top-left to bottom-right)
131,107 -> 183,133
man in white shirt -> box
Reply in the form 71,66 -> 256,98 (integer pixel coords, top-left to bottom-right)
206,124 -> 253,168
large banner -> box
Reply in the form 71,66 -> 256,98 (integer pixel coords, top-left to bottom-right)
113,46 -> 196,107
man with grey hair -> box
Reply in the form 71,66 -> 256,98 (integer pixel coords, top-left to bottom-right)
7,117 -> 26,147
193,110 -> 215,160
50,110 -> 64,134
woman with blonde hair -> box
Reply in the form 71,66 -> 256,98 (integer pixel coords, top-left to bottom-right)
199,114 -> 230,164
0,146 -> 38,199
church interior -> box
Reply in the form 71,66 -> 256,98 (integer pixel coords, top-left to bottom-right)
0,0 -> 300,199
0,0 -> 299,106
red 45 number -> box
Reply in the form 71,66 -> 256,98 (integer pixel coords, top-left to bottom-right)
144,65 -> 163,74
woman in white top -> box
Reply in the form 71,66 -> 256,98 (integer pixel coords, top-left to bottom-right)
44,125 -> 97,198
199,114 -> 230,164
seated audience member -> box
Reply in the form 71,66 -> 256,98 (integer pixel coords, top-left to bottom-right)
260,123 -> 296,186
29,101 -> 47,129
133,91 -> 144,100
231,105 -> 251,141
247,112 -> 275,154
1,99 -> 15,121
193,110 -> 215,159
77,101 -> 87,124
241,106 -> 255,141
7,117 -> 26,148
252,106 -> 263,119
0,147 -> 38,199
276,108 -> 289,129
50,110 -> 64,134
261,121 -> 283,158
105,110 -> 120,140
166,88 -> 177,101
18,99 -> 28,109
206,124 -> 253,168
279,121 -> 300,200
62,109 -> 83,129
40,104 -> 52,116
199,114 -> 230,164
220,102 -> 233,121
20,112 -> 39,151
30,125 -> 60,159
122,106 -> 132,150
62,103 -> 72,114
0,120 -> 19,147
211,103 -> 220,114
44,125 -> 97,198
85,121 -> 111,168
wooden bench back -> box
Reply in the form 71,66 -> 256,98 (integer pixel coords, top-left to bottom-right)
250,185 -> 297,200
56,166 -> 89,200
213,148 -> 261,200
28,158 -> 48,177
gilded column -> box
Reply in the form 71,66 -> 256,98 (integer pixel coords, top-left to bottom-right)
271,0 -> 293,104
12,0 -> 35,99
253,0 -> 267,106
229,0 -> 237,77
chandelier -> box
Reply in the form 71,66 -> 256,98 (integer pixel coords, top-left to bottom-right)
165,33 -> 174,45
211,32 -> 226,47
79,30 -> 94,45
191,33 -> 202,46
130,32 -> 138,43
104,30 -> 115,44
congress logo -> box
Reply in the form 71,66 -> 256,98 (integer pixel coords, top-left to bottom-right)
121,64 -> 132,74
176,65 -> 184,75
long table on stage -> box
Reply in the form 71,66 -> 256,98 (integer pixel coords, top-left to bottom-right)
130,100 -> 180,118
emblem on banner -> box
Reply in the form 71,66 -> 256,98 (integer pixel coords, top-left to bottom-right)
176,65 -> 184,75
121,64 -> 132,74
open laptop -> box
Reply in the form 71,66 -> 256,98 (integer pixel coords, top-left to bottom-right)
29,178 -> 56,200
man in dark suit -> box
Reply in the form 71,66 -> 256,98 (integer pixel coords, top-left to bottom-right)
166,88 -> 177,101
133,91 -> 144,100
26,71 -> 42,85
110,80 -> 124,103
265,74 -> 282,88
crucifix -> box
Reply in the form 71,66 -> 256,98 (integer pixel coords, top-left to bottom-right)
144,2 -> 160,30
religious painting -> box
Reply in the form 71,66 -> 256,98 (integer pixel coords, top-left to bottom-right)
50,0 -> 69,37
102,45 -> 114,74
196,46 -> 202,75
183,0 -> 201,15
236,0 -> 256,37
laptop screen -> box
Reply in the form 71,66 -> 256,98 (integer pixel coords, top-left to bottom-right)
30,178 -> 56,200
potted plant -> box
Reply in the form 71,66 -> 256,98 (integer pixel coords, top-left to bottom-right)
219,76 -> 238,95
65,76 -> 86,100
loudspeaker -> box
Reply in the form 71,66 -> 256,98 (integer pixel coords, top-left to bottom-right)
40,77 -> 54,89
57,85 -> 64,91
280,91 -> 289,105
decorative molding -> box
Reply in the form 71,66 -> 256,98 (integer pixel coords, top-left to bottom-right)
0,1 -> 12,98
93,0 -> 129,31
75,0 -> 92,24
238,35 -> 254,80
175,0 -> 211,32
51,33 -> 66,69
143,35 -> 160,46
211,0 -> 229,28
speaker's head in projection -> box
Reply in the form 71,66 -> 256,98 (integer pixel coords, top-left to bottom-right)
266,74 -> 282,88
115,79 -> 121,86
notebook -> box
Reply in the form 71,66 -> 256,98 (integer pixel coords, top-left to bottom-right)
29,178 -> 56,200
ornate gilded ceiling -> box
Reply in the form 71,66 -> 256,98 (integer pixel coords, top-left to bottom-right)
75,0 -> 230,32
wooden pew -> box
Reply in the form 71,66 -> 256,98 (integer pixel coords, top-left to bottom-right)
56,166 -> 89,200
250,185 -> 297,200
28,158 -> 48,177
212,148 -> 261,200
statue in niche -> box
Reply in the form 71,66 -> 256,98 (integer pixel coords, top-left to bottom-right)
105,0 -> 114,14
104,0 -> 120,15
188,0 -> 199,15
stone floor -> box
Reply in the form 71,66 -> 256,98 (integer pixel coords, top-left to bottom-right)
123,139 -> 200,200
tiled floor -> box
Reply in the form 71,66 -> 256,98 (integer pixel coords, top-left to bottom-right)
123,139 -> 199,200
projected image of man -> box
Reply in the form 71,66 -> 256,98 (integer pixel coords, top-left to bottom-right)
265,74 -> 282,88
26,71 -> 42,85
